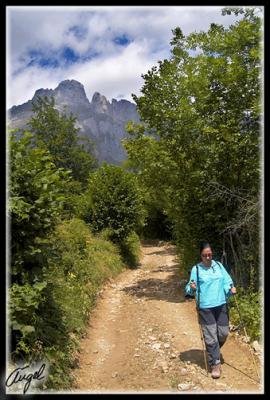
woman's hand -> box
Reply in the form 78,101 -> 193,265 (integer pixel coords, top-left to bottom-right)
190,281 -> 196,290
230,286 -> 236,295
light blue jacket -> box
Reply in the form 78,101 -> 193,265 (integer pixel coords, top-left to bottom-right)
185,260 -> 234,308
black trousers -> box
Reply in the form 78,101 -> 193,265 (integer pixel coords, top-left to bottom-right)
199,303 -> 229,366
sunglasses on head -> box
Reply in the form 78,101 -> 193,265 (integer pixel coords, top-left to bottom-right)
201,253 -> 212,258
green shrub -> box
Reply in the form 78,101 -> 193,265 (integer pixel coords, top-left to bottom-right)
79,163 -> 145,243
98,227 -> 115,242
9,281 -> 47,357
9,130 -> 71,282
119,231 -> 141,268
98,229 -> 141,268
228,287 -> 262,342
9,218 -> 124,390
8,130 -> 73,370
39,218 -> 124,388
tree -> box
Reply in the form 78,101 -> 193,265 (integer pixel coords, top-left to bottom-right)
79,163 -> 145,243
9,129 -> 71,356
28,96 -> 98,185
9,131 -> 71,283
123,7 -> 262,288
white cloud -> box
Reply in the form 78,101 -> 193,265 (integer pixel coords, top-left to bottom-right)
6,5 -> 245,108
7,40 -> 160,107
71,41 -> 160,102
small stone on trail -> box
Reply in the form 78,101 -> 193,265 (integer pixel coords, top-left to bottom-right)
112,372 -> 118,378
252,340 -> 261,353
164,343 -> 170,348
243,335 -> 250,343
179,368 -> 188,376
158,360 -> 169,373
215,382 -> 227,388
178,383 -> 191,391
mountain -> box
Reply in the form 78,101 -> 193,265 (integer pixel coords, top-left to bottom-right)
7,79 -> 140,164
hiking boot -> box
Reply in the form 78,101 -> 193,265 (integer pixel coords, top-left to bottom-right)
211,363 -> 221,379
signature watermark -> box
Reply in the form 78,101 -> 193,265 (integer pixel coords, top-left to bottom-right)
6,362 -> 48,394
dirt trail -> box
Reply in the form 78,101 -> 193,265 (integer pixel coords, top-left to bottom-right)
70,241 -> 263,394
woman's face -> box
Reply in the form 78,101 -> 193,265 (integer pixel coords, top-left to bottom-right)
201,247 -> 212,265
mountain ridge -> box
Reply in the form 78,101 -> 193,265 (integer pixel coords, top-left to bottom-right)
8,79 -> 140,165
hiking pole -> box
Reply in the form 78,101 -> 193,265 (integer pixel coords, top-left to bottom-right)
230,284 -> 260,381
191,280 -> 208,376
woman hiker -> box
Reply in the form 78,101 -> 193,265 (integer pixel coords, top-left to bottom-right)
185,242 -> 236,379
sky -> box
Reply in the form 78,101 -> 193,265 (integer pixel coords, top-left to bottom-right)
6,6 -> 246,109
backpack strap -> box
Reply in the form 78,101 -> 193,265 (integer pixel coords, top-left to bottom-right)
196,264 -> 200,310
215,260 -> 229,303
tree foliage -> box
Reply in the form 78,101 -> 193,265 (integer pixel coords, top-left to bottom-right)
9,218 -> 124,388
78,163 -> 145,244
8,129 -> 126,386
9,130 -> 72,369
28,96 -> 98,185
123,7 -> 262,289
9,131 -> 71,283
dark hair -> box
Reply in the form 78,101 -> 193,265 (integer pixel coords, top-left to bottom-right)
199,242 -> 212,254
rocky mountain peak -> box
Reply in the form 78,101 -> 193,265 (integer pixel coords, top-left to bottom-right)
91,92 -> 110,114
92,91 -> 102,102
32,88 -> 54,102
56,79 -> 84,91
8,79 -> 140,165
54,79 -> 90,111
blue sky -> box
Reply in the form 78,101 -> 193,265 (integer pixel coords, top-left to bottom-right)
6,6 -> 248,108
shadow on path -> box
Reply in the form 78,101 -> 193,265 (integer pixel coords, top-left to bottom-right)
122,263 -> 186,303
179,350 -> 259,383
179,349 -> 208,371
140,240 -> 161,247
222,361 -> 260,384
145,247 -> 177,257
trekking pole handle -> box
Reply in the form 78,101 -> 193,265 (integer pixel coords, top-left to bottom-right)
190,279 -> 197,290
230,283 -> 236,295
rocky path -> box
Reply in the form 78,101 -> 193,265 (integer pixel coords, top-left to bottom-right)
70,241 -> 263,394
